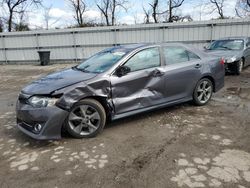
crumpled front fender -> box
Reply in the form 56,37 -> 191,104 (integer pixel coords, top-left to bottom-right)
54,78 -> 113,112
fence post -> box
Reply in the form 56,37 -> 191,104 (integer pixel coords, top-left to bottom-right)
35,33 -> 40,63
162,26 -> 165,42
161,26 -> 168,42
1,36 -> 7,64
72,31 -> 77,62
35,33 -> 40,49
112,28 -> 118,46
210,23 -> 214,42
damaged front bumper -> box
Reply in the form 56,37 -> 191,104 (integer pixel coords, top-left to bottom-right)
224,61 -> 238,73
16,99 -> 69,140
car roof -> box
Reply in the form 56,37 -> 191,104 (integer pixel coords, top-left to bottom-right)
103,43 -> 149,53
216,36 -> 248,40
110,42 -> 199,50
105,42 -> 206,57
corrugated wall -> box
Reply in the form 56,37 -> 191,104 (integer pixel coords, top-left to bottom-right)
0,18 -> 250,64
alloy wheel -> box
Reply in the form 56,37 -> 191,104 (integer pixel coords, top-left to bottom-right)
196,80 -> 212,104
68,104 -> 101,136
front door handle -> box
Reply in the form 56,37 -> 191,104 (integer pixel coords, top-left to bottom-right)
152,69 -> 164,77
195,64 -> 202,69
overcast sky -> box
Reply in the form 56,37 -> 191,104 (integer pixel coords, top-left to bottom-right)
15,0 -> 239,29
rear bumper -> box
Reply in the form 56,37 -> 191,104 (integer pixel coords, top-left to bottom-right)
16,100 -> 69,140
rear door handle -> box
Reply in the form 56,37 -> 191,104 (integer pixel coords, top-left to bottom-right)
195,64 -> 202,69
152,69 -> 164,77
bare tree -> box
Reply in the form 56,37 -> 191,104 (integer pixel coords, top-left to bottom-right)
0,18 -> 3,32
97,0 -> 109,25
149,0 -> 159,23
43,4 -> 52,29
132,11 -> 139,24
1,0 -> 42,32
97,0 -> 127,26
97,0 -> 110,25
171,14 -> 192,22
68,0 -> 86,26
41,5 -> 61,29
193,2 -> 207,21
143,0 -> 164,23
168,0 -> 185,22
143,6 -> 151,24
209,0 -> 225,19
235,0 -> 250,17
15,22 -> 29,31
143,0 -> 186,23
14,6 -> 30,31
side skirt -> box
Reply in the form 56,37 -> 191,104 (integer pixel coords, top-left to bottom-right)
111,97 -> 192,121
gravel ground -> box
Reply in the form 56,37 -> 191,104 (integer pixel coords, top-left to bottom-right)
0,64 -> 249,188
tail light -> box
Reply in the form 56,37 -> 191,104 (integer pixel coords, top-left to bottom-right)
220,58 -> 225,65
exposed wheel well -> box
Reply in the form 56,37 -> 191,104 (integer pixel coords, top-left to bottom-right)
61,96 -> 112,135
82,96 -> 112,121
201,76 -> 215,92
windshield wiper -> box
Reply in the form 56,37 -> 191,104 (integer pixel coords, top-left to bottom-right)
219,46 -> 232,50
72,66 -> 90,73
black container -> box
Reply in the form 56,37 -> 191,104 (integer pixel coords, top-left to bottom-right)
38,51 -> 50,66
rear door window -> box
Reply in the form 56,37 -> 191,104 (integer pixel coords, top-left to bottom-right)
187,51 -> 201,61
163,47 -> 188,65
124,47 -> 160,72
163,46 -> 200,65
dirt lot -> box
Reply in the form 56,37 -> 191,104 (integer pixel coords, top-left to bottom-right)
0,64 -> 249,188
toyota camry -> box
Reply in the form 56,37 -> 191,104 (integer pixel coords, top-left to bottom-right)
16,43 -> 225,140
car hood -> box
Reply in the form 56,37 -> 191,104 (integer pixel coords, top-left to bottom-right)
204,50 -> 242,59
22,68 -> 97,95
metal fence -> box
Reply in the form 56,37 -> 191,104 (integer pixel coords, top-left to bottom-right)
0,18 -> 250,64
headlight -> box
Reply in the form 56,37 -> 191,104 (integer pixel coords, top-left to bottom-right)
28,96 -> 58,108
226,56 -> 237,63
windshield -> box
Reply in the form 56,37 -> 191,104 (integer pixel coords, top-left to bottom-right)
208,39 -> 244,50
76,49 -> 127,73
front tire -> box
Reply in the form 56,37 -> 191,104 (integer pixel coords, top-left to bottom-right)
235,59 -> 244,75
193,78 -> 213,106
65,99 -> 106,138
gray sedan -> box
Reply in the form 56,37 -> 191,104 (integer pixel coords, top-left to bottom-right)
16,43 -> 225,140
204,37 -> 250,75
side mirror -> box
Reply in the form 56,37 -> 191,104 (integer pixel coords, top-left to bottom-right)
246,42 -> 250,48
203,45 -> 208,50
116,66 -> 131,77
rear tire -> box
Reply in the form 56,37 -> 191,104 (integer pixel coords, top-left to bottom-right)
193,78 -> 213,106
65,99 -> 106,139
235,59 -> 244,75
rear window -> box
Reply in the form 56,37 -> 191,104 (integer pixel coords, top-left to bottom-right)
208,39 -> 244,50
